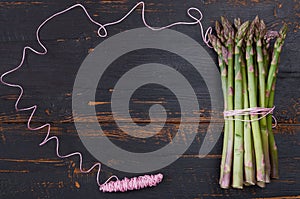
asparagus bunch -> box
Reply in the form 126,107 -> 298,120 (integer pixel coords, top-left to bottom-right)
209,16 -> 287,189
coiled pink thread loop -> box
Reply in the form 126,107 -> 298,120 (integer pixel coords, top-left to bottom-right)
100,173 -> 163,192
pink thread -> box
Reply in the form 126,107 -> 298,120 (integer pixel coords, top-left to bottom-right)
223,106 -> 277,127
100,173 -> 163,192
0,2 -> 212,192
264,30 -> 279,43
95,1 -> 212,47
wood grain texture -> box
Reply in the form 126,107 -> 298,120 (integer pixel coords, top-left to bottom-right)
0,0 -> 299,198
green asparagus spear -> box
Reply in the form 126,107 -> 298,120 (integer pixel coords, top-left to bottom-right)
241,49 -> 255,185
246,21 -> 266,184
220,16 -> 235,188
232,21 -> 249,189
266,24 -> 288,179
255,17 -> 271,183
209,34 -> 229,185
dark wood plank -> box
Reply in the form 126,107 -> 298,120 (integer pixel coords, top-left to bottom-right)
0,124 -> 299,198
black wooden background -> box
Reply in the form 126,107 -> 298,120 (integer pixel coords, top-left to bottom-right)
0,0 -> 299,198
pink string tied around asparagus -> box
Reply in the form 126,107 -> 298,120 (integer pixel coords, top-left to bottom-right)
100,173 -> 163,192
223,106 -> 277,127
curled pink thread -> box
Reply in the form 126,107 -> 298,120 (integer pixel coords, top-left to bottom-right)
100,173 -> 163,192
0,2 -> 212,192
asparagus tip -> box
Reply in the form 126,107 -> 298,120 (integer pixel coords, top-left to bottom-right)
254,15 -> 260,23
215,20 -> 221,34
234,18 -> 241,29
236,21 -> 250,42
208,34 -> 217,48
280,23 -> 288,38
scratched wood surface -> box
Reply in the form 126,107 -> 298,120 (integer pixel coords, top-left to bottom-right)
0,0 -> 299,198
